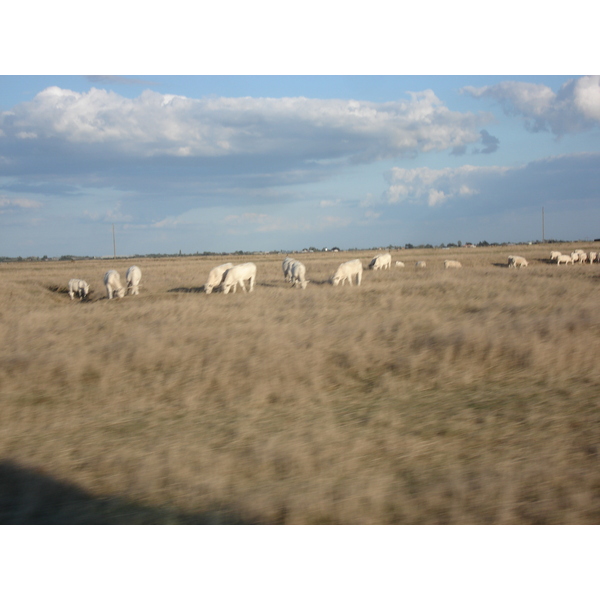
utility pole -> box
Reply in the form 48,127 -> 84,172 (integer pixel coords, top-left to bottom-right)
112,224 -> 116,259
542,207 -> 545,243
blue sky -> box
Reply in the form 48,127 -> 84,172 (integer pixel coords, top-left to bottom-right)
1,74 -> 599,256
1,5 -> 598,256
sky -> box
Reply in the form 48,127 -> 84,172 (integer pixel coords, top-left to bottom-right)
2,5 -> 598,257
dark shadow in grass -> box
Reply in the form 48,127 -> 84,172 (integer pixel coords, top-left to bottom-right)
0,460 -> 255,525
492,263 -> 509,268
46,284 -> 68,294
168,287 -> 205,294
259,280 -> 332,287
46,285 -> 96,302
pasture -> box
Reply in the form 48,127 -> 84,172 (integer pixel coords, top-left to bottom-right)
1,244 -> 600,524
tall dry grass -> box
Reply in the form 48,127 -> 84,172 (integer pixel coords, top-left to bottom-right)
1,244 -> 600,523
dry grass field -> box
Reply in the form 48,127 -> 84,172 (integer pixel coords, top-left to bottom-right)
1,243 -> 600,524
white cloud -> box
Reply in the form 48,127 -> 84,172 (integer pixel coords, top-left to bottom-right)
151,217 -> 181,229
384,164 -> 509,206
1,86 -> 491,162
83,201 -> 132,223
458,185 -> 476,196
462,75 -> 600,135
319,199 -> 342,207
0,197 -> 42,209
383,153 -> 600,216
224,212 -> 271,225
321,215 -> 352,228
427,189 -> 446,206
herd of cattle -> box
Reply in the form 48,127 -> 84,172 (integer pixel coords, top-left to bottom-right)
64,248 -> 599,301
507,249 -> 600,269
68,265 -> 141,301
550,249 -> 598,266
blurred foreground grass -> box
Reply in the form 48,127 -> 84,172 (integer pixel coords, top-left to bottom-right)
1,244 -> 599,523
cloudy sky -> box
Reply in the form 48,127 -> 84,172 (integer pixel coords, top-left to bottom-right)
2,74 -> 599,257
1,4 -> 597,257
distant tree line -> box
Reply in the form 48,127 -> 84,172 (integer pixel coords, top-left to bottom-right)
0,238 -> 588,262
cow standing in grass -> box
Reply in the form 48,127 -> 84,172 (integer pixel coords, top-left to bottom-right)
204,263 -> 233,294
331,259 -> 362,286
104,270 -> 125,299
126,266 -> 142,296
68,279 -> 90,301
222,263 -> 257,294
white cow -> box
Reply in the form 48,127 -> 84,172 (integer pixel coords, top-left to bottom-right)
578,252 -> 588,264
589,252 -> 597,263
222,263 -> 257,294
290,260 -> 309,289
104,270 -> 125,299
395,261 -> 405,268
570,252 -> 580,263
550,251 -> 562,261
126,266 -> 142,295
331,259 -> 362,286
415,261 -> 426,268
508,256 -> 528,268
368,253 -> 392,270
68,278 -> 90,301
556,254 -> 573,265
444,260 -> 462,269
282,257 -> 297,282
204,262 -> 233,294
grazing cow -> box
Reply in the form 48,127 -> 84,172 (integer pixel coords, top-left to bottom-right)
282,257 -> 296,282
444,260 -> 462,269
290,260 -> 309,289
415,261 -> 426,268
331,259 -> 363,286
395,261 -> 405,268
508,256 -> 528,268
204,262 -> 233,294
104,270 -> 125,299
550,251 -> 562,261
556,254 -> 573,265
126,266 -> 142,295
68,279 -> 90,301
221,263 -> 257,294
368,253 -> 392,270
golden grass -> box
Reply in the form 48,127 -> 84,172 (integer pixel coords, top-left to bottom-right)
1,243 -> 600,523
